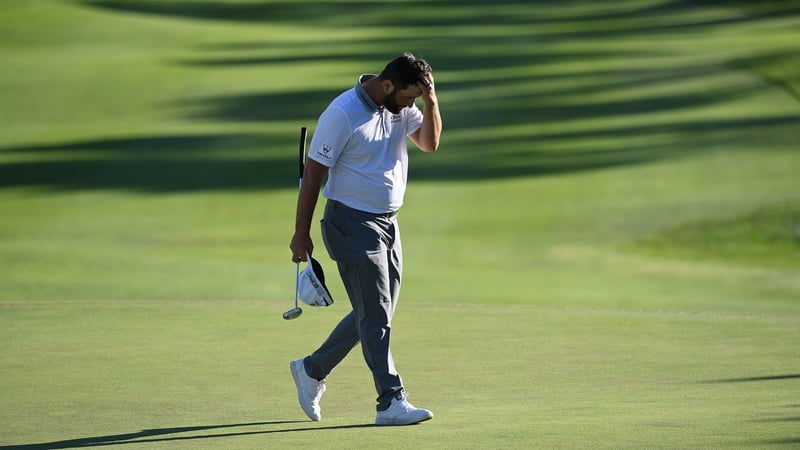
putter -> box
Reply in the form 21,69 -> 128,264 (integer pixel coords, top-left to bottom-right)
282,261 -> 303,320
283,127 -> 307,320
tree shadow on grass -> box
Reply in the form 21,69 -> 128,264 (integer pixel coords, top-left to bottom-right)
759,437 -> 800,445
0,134 -> 300,192
80,0 -> 800,30
701,374 -> 800,447
1,111 -> 796,192
409,113 -> 799,182
700,373 -> 800,383
7,1 -> 794,193
178,89 -> 336,124
0,421 -> 376,449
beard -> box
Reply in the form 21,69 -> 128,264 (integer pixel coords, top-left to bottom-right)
382,90 -> 403,114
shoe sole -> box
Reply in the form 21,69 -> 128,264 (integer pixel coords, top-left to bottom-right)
375,412 -> 433,426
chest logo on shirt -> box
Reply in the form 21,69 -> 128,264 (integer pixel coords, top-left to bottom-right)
390,114 -> 402,124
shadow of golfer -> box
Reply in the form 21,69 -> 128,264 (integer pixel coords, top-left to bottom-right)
1,421 -> 376,449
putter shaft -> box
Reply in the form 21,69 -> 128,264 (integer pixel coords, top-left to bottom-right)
283,260 -> 303,320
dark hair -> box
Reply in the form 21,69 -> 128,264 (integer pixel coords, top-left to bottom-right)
378,52 -> 431,90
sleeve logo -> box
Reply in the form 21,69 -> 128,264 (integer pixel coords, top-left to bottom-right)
316,144 -> 333,160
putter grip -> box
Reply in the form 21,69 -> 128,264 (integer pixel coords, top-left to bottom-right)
298,126 -> 307,180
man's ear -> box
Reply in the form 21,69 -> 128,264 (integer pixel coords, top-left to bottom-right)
382,79 -> 394,94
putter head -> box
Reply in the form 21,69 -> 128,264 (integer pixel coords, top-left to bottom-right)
282,307 -> 302,320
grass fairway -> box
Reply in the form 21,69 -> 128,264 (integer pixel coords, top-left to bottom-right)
1,1 -> 799,448
2,301 -> 798,449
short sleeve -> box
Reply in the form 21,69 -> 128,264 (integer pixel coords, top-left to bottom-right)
405,104 -> 423,136
308,107 -> 351,168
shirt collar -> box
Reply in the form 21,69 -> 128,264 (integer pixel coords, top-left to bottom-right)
356,74 -> 381,112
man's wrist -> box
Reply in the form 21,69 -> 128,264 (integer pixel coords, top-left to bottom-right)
423,99 -> 438,109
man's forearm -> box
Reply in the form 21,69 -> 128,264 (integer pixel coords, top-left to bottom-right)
294,175 -> 322,236
290,162 -> 326,262
419,98 -> 442,152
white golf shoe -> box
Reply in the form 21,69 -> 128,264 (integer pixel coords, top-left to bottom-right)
375,393 -> 433,426
290,359 -> 326,421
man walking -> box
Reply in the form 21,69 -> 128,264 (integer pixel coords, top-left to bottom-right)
289,53 -> 442,426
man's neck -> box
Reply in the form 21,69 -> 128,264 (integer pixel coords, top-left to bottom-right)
362,76 -> 385,108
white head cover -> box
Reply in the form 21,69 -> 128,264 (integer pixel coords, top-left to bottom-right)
297,253 -> 334,307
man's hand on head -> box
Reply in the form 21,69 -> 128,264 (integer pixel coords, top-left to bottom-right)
417,73 -> 436,104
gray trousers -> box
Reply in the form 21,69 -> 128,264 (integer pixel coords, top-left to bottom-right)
304,200 -> 404,410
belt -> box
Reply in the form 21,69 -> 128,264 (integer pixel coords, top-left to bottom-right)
327,200 -> 398,219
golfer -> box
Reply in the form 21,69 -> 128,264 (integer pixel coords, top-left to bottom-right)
289,53 -> 442,426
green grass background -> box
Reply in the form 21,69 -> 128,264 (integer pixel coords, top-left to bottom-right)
1,0 -> 799,448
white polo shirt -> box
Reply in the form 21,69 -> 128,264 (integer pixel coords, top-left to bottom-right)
308,74 -> 424,214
